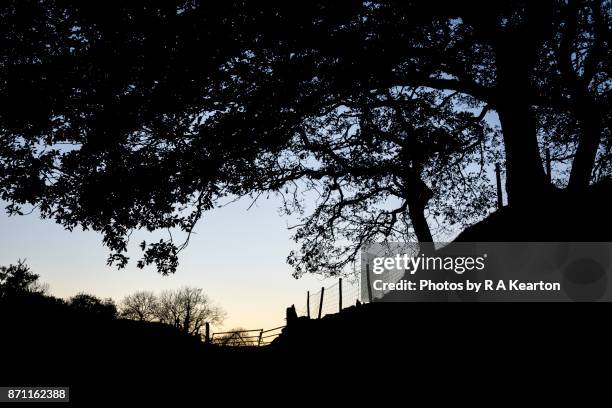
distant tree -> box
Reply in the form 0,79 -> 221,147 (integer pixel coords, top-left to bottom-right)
215,327 -> 258,347
155,287 -> 224,336
119,291 -> 158,321
0,260 -> 48,296
68,293 -> 117,319
26,281 -> 50,296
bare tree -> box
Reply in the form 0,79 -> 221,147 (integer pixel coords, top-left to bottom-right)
156,287 -> 225,336
119,291 -> 158,321
215,327 -> 259,347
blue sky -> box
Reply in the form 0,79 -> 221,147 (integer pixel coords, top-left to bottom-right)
0,195 -> 349,331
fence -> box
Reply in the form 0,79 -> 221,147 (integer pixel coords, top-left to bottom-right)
297,277 -> 362,319
208,326 -> 285,347
207,277 -> 361,348
206,277 -> 360,348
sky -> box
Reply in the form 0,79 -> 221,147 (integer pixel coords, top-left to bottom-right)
0,113 -> 503,333
0,195 -> 352,331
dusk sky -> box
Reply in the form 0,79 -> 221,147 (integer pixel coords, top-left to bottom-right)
0,195 -> 356,331
0,114 -> 503,332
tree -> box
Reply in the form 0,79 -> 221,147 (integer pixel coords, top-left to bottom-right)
119,291 -> 158,321
0,260 -> 48,296
0,1 -> 609,276
535,0 -> 610,188
155,287 -> 225,335
68,293 -> 117,319
246,87 -> 494,275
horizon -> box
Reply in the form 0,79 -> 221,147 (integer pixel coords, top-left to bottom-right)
0,194 -> 356,331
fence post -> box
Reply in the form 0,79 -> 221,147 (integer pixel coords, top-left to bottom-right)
338,278 -> 343,312
366,263 -> 373,303
258,329 -> 263,346
495,163 -> 503,209
545,148 -> 551,184
286,304 -> 298,325
306,290 -> 310,319
318,287 -> 325,319
204,322 -> 210,344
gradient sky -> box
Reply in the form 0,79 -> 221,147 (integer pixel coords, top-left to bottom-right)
0,195 -> 352,331
0,113 -> 503,332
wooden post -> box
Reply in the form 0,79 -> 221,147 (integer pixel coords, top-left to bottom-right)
204,322 -> 210,344
257,329 -> 263,346
286,304 -> 298,325
317,287 -> 325,319
306,290 -> 310,319
495,163 -> 503,209
366,263 -> 373,303
338,278 -> 343,312
545,148 -> 551,184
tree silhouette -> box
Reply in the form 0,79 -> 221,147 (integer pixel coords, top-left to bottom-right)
68,293 -> 117,319
0,1 -> 609,275
155,287 -> 225,336
0,260 -> 49,296
251,87 -> 495,275
119,291 -> 158,322
535,1 -> 610,187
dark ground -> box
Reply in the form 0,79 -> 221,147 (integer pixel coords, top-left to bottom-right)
455,180 -> 612,242
0,297 -> 607,405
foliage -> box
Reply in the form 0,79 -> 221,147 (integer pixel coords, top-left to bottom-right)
0,1 -> 609,276
68,293 -> 117,319
0,259 -> 47,296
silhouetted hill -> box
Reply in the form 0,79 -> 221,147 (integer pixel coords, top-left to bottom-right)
0,289 -> 606,403
0,291 -> 292,402
271,182 -> 612,371
0,293 -> 202,398
455,179 -> 612,241
272,301 -> 607,372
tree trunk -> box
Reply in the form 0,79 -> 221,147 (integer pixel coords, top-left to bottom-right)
405,171 -> 434,244
496,103 -> 549,206
408,198 -> 433,243
495,39 -> 550,206
568,104 -> 601,190
184,305 -> 191,335
400,144 -> 433,245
